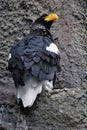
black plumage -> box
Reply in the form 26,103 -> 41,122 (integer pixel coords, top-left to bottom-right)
8,14 -> 61,88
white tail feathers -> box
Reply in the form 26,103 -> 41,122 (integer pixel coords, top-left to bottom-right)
16,78 -> 53,108
17,78 -> 42,108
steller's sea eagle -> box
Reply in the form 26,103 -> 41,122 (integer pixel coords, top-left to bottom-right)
8,13 -> 61,108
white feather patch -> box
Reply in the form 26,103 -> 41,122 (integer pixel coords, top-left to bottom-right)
43,80 -> 53,92
17,78 -> 42,108
46,43 -> 60,54
8,53 -> 12,59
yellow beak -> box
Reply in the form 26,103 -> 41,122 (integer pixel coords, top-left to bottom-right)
44,13 -> 58,22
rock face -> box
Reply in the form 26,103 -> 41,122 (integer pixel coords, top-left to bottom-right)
0,0 -> 87,129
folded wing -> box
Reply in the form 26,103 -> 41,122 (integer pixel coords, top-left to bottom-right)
8,35 -> 61,87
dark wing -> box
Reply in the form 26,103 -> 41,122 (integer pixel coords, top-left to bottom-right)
8,38 -> 26,87
8,35 -> 60,87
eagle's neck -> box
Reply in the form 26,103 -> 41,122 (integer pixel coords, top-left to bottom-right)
30,24 -> 53,41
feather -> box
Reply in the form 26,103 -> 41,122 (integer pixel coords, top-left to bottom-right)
31,64 -> 40,77
16,78 -> 42,108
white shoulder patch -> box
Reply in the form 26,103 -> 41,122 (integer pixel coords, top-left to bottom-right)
8,53 -> 12,60
46,43 -> 60,54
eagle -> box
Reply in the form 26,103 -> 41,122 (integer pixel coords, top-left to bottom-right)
8,13 -> 61,108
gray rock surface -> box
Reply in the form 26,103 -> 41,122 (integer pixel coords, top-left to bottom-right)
0,0 -> 87,129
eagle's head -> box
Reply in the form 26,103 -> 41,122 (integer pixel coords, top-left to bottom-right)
33,13 -> 58,30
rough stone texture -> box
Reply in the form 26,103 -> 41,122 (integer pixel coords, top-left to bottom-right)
0,0 -> 87,130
